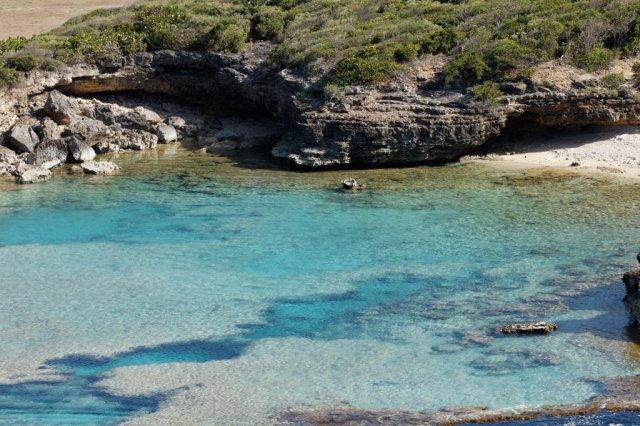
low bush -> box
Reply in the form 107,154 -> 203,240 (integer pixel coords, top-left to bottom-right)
251,8 -> 285,41
393,44 -> 418,63
208,21 -> 248,53
633,62 -> 640,84
329,56 -> 395,86
571,45 -> 615,72
470,81 -> 501,106
6,53 -> 39,71
601,72 -> 625,89
0,64 -> 20,85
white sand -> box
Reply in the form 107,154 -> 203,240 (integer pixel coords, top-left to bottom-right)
462,126 -> 640,179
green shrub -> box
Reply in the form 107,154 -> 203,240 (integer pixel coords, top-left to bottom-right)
251,8 -> 285,40
393,44 -> 418,63
444,51 -> 489,83
267,45 -> 294,69
208,22 -> 248,53
6,53 -> 39,71
470,81 -> 501,106
420,28 -> 459,54
633,63 -> 640,84
601,72 -> 624,89
0,64 -> 20,86
329,56 -> 395,86
40,58 -> 61,71
133,4 -> 190,50
572,45 -> 615,71
0,37 -> 29,55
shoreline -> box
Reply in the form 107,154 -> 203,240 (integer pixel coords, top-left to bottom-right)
461,126 -> 640,180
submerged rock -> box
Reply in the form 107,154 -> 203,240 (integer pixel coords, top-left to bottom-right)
16,163 -> 52,184
500,322 -> 558,335
81,160 -> 119,175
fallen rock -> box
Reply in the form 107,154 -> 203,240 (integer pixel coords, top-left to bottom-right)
134,106 -> 162,124
38,117 -> 63,141
118,129 -> 158,150
94,104 -> 117,125
44,90 -> 80,125
8,124 -> 40,153
117,111 -> 154,131
165,116 -> 186,129
68,136 -> 96,162
0,146 -> 18,164
500,322 -> 558,335
0,163 -> 16,176
155,124 -> 178,143
16,163 -> 53,184
31,139 -> 69,168
64,118 -> 110,145
81,160 -> 119,175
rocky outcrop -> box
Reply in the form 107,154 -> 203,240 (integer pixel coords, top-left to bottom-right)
81,160 -> 119,175
623,268 -> 640,324
2,47 -> 640,175
8,124 -> 40,153
16,163 -> 52,184
500,322 -> 558,334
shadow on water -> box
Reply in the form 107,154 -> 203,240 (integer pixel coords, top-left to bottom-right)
1,271 -> 636,424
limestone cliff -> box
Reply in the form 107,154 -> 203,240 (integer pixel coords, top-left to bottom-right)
2,46 -> 640,170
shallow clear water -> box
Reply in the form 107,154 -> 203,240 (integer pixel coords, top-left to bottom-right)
1,147 -> 640,424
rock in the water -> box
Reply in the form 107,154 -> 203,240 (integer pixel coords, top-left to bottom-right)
500,322 -> 558,335
8,124 -> 40,153
81,160 -> 119,175
155,124 -> 178,143
118,129 -> 158,150
16,163 -> 52,184
44,90 -> 80,125
623,268 -> 640,324
68,136 -> 96,162
31,139 -> 69,168
0,146 -> 18,164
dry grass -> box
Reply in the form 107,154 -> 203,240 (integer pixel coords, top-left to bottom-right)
0,0 -> 140,40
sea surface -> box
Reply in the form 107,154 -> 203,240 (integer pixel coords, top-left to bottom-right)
1,145 -> 640,425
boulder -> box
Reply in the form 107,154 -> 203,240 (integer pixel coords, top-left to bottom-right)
117,111 -> 154,131
16,163 -> 52,184
67,136 -> 96,162
31,139 -> 69,168
134,107 -> 162,124
94,104 -> 117,125
44,90 -> 80,125
8,124 -> 40,153
38,117 -> 63,142
93,140 -> 120,154
165,116 -> 186,129
64,118 -> 110,145
0,163 -> 16,176
81,160 -> 119,175
500,322 -> 558,335
155,124 -> 178,143
0,146 -> 18,164
117,129 -> 158,150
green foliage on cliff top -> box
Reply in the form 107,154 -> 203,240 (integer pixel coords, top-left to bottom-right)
1,0 -> 639,87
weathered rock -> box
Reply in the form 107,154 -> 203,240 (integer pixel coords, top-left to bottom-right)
16,163 -> 52,184
8,124 -> 40,153
64,118 -> 110,145
93,140 -> 120,154
500,82 -> 527,95
500,322 -> 558,335
0,146 -> 18,164
165,116 -> 186,129
81,160 -> 119,175
117,111 -> 154,131
0,163 -> 15,176
117,129 -> 158,150
38,117 -> 63,141
44,90 -> 80,125
68,136 -> 96,162
31,138 -> 69,168
623,268 -> 640,324
94,103 -> 117,125
155,124 -> 178,143
134,106 -> 162,124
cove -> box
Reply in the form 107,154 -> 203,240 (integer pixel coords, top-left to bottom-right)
1,147 -> 640,424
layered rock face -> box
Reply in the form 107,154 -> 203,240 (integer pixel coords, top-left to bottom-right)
2,47 -> 640,172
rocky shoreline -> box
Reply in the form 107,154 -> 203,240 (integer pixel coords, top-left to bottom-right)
1,46 -> 640,183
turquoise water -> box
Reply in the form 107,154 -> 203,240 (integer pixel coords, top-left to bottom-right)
1,148 -> 640,424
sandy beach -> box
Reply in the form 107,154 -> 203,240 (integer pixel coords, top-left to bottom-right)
462,126 -> 640,179
0,0 -> 139,40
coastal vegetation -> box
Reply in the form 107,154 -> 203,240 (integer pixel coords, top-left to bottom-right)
0,0 -> 638,88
